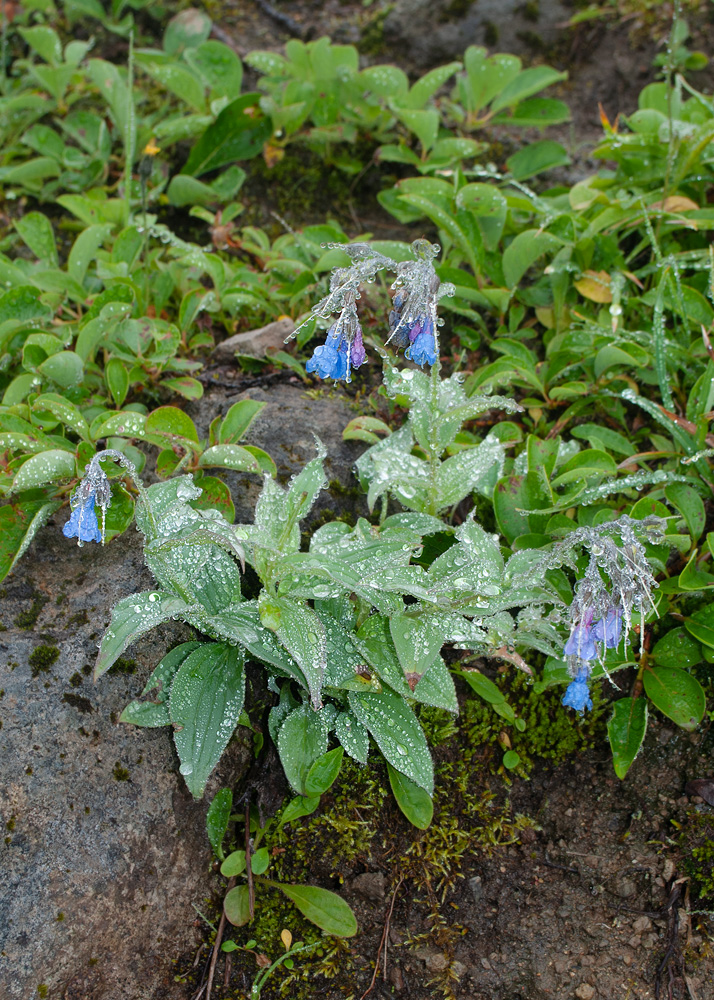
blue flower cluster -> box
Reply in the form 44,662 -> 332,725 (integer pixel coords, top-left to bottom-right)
305,323 -> 367,382
63,491 -> 102,545
388,290 -> 437,367
561,606 -> 622,714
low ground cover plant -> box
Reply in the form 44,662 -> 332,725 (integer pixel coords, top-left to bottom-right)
1,0 -> 712,983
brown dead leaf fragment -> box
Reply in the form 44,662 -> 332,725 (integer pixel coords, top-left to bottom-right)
684,778 -> 714,806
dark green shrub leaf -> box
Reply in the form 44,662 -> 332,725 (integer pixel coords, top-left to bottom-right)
643,666 -> 705,731
387,762 -> 433,829
274,883 -> 357,937
207,788 -> 232,859
304,747 -> 343,796
607,697 -> 647,779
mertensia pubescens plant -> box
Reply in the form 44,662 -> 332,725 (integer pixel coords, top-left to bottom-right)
64,240 -> 665,814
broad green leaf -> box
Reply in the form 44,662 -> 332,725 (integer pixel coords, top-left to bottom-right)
169,642 -> 246,798
685,605 -> 714,648
32,393 -> 89,440
95,592 -> 189,679
349,689 -> 433,794
652,628 -> 702,670
278,794 -> 321,827
224,885 -> 251,926
276,702 -> 328,794
607,697 -> 647,779
12,449 -> 76,492
665,482 -> 706,542
251,847 -> 270,875
493,472 -> 551,543
334,711 -> 369,763
38,351 -> 84,389
0,498 -> 62,583
502,228 -> 562,286
272,883 -> 357,937
183,94 -> 272,176
387,762 -> 433,829
15,211 -> 58,266
185,40 -> 243,97
163,8 -> 211,55
304,747 -> 343,796
144,405 -> 199,444
643,665 -> 706,731
119,641 -> 201,727
491,66 -> 567,113
198,444 -> 261,473
207,788 -> 233,859
219,399 -> 266,443
105,358 -> 129,408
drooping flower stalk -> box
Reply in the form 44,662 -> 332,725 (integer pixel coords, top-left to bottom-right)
295,239 -> 453,381
63,449 -> 147,546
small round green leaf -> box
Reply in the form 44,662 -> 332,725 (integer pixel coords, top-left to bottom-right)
220,850 -> 247,877
224,884 -> 251,926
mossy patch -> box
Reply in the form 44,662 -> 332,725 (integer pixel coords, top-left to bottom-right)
29,645 -> 60,677
16,594 -> 49,630
108,657 -> 137,676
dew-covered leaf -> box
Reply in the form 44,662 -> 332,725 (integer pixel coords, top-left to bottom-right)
276,702 -> 329,794
435,435 -> 504,507
643,665 -> 705,731
349,688 -> 433,794
12,449 -> 76,492
169,642 -> 246,798
0,497 -> 62,583
261,597 -> 326,709
119,641 -> 201,727
334,711 -> 369,763
207,788 -> 233,859
95,592 -> 189,680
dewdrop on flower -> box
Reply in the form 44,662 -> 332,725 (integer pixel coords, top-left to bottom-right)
292,239 -> 455,380
536,516 -> 662,715
62,449 -> 142,548
295,244 -> 393,383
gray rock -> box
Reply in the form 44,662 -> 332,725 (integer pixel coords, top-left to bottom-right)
350,871 -> 386,901
0,382 -> 366,1000
210,317 -> 295,362
382,0 -> 571,70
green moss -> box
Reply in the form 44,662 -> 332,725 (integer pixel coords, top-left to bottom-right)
37,986 -> 48,998
6,816 -> 15,831
62,692 -> 93,714
357,6 -> 392,57
523,0 -> 540,21
112,762 -> 130,781
108,657 -> 137,676
66,610 -> 89,627
484,21 -> 499,45
679,810 -> 714,904
29,645 -> 60,677
15,594 -> 48,630
69,672 -> 83,688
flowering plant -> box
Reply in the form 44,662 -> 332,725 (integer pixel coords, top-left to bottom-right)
63,240 -> 706,817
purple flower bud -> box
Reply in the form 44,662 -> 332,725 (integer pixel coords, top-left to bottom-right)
351,327 -> 366,368
408,320 -> 422,343
592,607 -> 622,648
563,623 -> 598,661
63,492 -> 102,545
